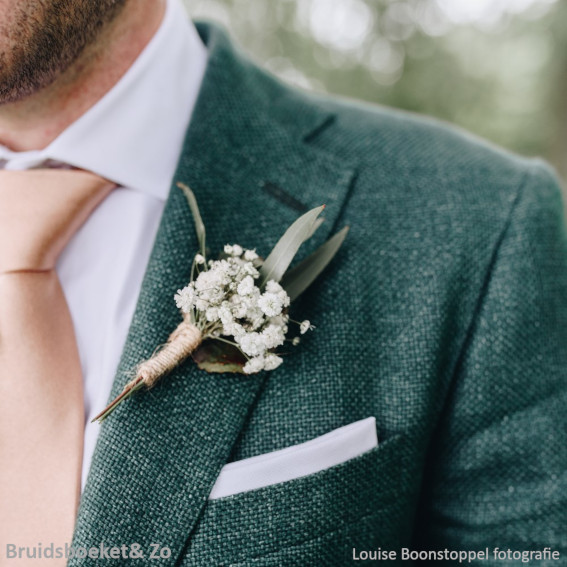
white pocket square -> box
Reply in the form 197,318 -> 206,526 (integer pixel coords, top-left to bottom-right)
209,416 -> 378,500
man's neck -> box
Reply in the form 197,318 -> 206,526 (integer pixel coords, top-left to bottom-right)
0,0 -> 166,152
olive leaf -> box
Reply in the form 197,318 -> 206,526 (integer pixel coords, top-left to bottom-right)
259,205 -> 325,287
280,226 -> 349,301
306,216 -> 324,240
178,182 -> 206,258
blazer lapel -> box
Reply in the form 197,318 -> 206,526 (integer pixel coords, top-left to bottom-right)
71,23 -> 356,565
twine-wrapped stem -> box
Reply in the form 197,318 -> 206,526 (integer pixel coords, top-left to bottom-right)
132,319 -> 202,389
92,318 -> 202,422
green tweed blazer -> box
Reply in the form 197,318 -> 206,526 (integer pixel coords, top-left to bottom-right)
69,22 -> 567,566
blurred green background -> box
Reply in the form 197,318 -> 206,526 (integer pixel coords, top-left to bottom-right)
184,0 -> 566,185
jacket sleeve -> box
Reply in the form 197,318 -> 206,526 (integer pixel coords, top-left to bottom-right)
416,161 -> 567,559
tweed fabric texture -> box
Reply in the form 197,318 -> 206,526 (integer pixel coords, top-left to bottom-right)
69,23 -> 567,566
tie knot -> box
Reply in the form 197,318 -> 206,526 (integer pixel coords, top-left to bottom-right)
0,169 -> 114,273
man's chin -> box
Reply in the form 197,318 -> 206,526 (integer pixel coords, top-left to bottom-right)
0,63 -> 62,106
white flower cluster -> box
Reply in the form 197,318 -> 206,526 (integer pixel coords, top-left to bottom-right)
174,245 -> 292,374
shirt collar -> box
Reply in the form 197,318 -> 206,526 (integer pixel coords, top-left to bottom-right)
0,0 -> 208,201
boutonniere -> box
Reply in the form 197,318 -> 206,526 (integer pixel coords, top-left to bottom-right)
93,183 -> 348,422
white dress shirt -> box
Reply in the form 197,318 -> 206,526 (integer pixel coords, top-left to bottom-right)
0,0 -> 208,488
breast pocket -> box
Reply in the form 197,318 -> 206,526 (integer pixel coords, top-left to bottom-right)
180,433 -> 406,566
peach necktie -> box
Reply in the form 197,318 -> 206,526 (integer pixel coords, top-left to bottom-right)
0,170 -> 113,565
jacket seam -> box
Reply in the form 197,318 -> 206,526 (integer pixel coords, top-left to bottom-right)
443,162 -> 534,409
433,162 -> 537,432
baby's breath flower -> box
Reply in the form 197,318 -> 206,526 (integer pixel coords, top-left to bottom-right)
243,356 -> 265,374
205,307 -> 219,322
265,280 -> 283,294
263,353 -> 283,371
231,244 -> 243,257
265,280 -> 290,307
300,320 -> 312,334
218,305 -> 233,325
243,263 -> 260,277
292,336 -> 301,346
244,249 -> 258,261
258,293 -> 284,317
174,285 -> 195,313
230,322 -> 246,339
238,332 -> 266,357
195,299 -> 208,312
224,244 -> 233,255
269,314 -> 289,328
195,254 -> 205,265
195,269 -> 226,293
232,302 -> 248,319
249,313 -> 265,331
237,275 -> 255,296
262,324 -> 286,349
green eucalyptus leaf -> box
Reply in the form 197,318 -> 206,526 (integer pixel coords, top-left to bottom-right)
178,182 -> 207,257
192,339 -> 247,374
259,205 -> 325,287
280,226 -> 349,301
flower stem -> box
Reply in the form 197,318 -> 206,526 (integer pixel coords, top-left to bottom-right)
211,336 -> 240,348
91,378 -> 145,423
92,319 -> 202,423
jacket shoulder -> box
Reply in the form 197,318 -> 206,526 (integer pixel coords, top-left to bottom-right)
292,87 -> 563,226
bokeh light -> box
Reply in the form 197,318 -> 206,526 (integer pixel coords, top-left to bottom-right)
185,0 -> 566,184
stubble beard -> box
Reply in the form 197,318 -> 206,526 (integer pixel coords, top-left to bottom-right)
0,0 -> 127,105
